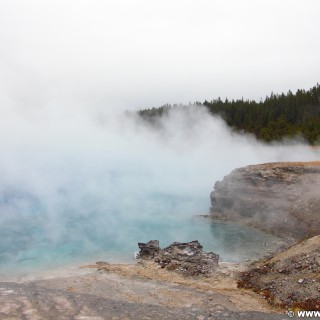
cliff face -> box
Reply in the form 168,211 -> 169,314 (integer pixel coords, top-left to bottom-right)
210,162 -> 320,240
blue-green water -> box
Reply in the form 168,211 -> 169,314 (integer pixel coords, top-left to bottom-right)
0,190 -> 282,280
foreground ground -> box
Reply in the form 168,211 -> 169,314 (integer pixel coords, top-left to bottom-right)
0,260 -> 289,320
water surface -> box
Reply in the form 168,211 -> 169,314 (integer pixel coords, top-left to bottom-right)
0,191 -> 282,280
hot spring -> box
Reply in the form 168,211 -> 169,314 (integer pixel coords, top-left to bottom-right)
0,109 -> 318,281
0,188 -> 283,280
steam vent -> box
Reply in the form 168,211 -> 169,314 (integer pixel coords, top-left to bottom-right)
210,162 -> 320,240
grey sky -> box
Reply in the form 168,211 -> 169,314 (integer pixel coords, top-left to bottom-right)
0,0 -> 319,111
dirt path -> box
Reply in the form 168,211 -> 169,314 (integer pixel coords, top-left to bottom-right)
0,262 -> 287,319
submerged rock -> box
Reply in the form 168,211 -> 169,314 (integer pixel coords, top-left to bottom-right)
137,240 -> 219,277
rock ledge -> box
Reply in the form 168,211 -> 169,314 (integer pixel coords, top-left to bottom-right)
210,161 -> 320,240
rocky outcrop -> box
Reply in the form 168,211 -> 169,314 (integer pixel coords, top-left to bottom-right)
237,235 -> 320,311
137,240 -> 219,277
210,162 -> 320,240
138,240 -> 160,259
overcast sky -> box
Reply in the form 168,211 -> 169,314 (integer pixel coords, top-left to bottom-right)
0,0 -> 319,111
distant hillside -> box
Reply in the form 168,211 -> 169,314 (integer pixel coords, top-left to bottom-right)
138,84 -> 320,144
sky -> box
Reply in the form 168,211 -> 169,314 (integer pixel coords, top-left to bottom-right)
0,0 -> 319,110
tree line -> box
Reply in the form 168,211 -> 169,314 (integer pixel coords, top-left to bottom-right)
138,84 -> 320,144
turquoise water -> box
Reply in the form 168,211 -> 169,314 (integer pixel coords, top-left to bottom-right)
0,190 -> 282,280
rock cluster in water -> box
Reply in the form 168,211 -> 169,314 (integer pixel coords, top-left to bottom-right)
137,240 -> 219,277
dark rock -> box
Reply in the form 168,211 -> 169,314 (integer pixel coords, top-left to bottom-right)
137,240 -> 160,259
96,261 -> 110,266
138,240 -> 219,277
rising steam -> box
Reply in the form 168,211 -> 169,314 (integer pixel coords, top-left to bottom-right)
0,105 -> 319,278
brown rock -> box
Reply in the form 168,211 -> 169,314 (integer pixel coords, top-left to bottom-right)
137,240 -> 160,259
138,240 -> 219,277
210,162 -> 320,240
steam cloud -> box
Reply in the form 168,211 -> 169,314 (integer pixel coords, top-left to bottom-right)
0,105 -> 319,278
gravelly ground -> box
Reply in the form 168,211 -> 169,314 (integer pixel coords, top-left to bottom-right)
0,268 -> 288,320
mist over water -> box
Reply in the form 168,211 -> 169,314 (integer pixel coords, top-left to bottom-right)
0,106 -> 319,279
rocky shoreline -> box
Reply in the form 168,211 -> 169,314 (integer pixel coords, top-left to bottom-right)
210,161 -> 320,240
209,161 -> 320,312
0,237 -> 296,320
238,235 -> 320,311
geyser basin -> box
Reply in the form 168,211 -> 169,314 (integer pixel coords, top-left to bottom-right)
0,106 -> 318,281
0,190 -> 283,281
